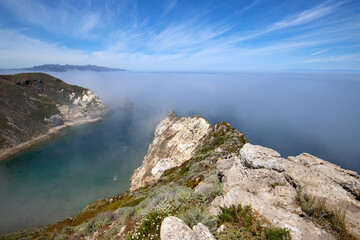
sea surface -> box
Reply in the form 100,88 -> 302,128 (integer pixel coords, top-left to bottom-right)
0,70 -> 359,233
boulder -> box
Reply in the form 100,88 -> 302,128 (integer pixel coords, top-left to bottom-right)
160,216 -> 215,240
194,182 -> 214,195
240,143 -> 284,172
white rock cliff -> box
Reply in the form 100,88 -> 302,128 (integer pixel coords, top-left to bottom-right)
130,112 -> 212,191
56,89 -> 107,126
130,113 -> 360,240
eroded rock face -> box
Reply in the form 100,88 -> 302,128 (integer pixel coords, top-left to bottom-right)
56,89 -> 107,126
160,216 -> 215,240
208,143 -> 360,239
130,112 -> 212,191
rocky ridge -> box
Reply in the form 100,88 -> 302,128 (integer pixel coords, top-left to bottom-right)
130,112 -> 212,191
0,73 -> 107,161
3,112 -> 359,240
129,113 -> 360,239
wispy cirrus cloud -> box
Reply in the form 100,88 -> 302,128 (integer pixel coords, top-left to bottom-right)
312,49 -> 329,55
0,0 -> 103,39
227,1 -> 338,44
148,20 -> 232,52
0,0 -> 51,29
269,2 -> 336,31
241,0 -> 260,12
0,0 -> 359,71
164,0 -> 177,15
77,13 -> 101,38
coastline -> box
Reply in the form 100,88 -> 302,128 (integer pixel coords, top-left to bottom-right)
0,125 -> 67,162
0,117 -> 103,162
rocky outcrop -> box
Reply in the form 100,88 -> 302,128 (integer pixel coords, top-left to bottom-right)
56,89 -> 106,126
160,216 -> 215,240
130,112 -> 212,191
208,143 -> 360,239
130,113 -> 360,239
0,73 -> 107,161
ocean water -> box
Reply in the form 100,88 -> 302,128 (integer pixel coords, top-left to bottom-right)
0,109 -> 154,233
0,71 -> 359,233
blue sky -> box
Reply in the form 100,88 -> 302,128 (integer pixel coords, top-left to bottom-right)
0,0 -> 359,71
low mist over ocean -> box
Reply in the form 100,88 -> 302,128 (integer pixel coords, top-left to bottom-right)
59,71 -> 360,172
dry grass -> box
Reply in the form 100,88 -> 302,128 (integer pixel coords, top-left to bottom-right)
296,191 -> 357,240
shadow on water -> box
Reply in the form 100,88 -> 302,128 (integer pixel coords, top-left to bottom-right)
0,70 -> 359,233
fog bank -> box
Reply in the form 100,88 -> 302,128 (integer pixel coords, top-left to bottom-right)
52,71 -> 360,173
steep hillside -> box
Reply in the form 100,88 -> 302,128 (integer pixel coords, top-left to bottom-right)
1,113 -> 359,240
0,73 -> 107,160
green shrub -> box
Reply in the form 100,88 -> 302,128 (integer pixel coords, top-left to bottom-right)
103,221 -> 124,240
117,207 -> 136,220
51,227 -> 74,240
78,212 -> 113,236
137,186 -> 193,217
178,207 -> 218,231
296,191 -> 357,240
127,206 -> 175,240
185,174 -> 204,189
216,205 -> 291,240
265,227 -> 292,240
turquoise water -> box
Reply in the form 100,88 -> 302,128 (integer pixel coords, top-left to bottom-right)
0,109 -> 153,233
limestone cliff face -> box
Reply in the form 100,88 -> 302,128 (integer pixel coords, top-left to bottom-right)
55,89 -> 106,126
0,73 -> 107,160
130,112 -> 213,191
130,113 -> 360,239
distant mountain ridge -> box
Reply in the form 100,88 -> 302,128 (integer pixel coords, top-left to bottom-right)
23,64 -> 125,72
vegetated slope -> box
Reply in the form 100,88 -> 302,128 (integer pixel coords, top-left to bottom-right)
1,113 -> 359,240
24,64 -> 125,72
0,73 -> 107,159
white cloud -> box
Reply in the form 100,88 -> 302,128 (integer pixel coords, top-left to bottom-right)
269,3 -> 335,31
0,29 -> 89,67
312,49 -> 329,56
78,14 -> 100,37
0,0 -> 103,40
0,0 -> 51,29
0,1 -> 358,71
227,2 -> 338,44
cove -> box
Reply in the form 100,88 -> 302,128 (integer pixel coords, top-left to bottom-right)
0,109 -> 153,234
